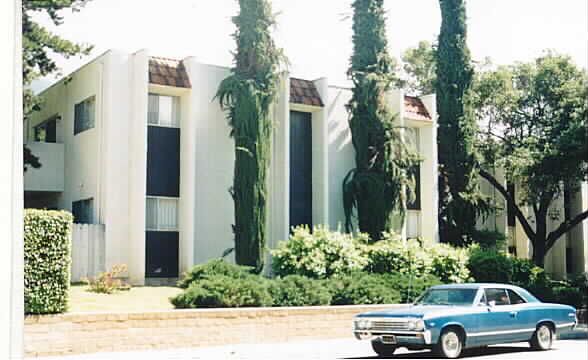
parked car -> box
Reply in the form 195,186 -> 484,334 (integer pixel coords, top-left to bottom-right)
352,283 -> 577,358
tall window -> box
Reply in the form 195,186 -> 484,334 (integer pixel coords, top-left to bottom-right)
406,128 -> 421,210
74,96 -> 96,135
148,94 -> 180,127
72,198 -> 94,224
146,197 -> 179,231
34,115 -> 58,143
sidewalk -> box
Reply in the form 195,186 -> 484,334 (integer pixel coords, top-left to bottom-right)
35,325 -> 587,360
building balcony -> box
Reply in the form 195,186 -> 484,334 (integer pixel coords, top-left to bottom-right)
24,142 -> 65,192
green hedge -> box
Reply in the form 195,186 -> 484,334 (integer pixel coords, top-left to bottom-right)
171,260 -> 442,308
177,258 -> 256,289
24,209 -> 73,314
271,227 -> 470,283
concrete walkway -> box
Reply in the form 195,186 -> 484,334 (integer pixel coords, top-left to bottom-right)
35,325 -> 587,360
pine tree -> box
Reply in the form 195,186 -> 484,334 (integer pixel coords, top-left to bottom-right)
343,0 -> 419,242
216,0 -> 286,272
436,0 -> 483,246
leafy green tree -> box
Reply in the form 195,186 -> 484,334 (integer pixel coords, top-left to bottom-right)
436,0 -> 485,246
475,53 -> 588,267
398,40 -> 437,96
343,0 -> 419,242
22,0 -> 93,171
216,0 -> 286,272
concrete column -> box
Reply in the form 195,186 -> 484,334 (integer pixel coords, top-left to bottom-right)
0,0 -> 24,358
419,94 -> 439,243
312,78 -> 329,227
179,58 -> 196,276
569,181 -> 588,274
128,49 -> 149,285
268,74 -> 290,252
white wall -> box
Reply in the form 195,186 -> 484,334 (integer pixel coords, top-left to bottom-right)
23,142 -> 64,192
185,62 -> 236,265
0,0 -> 24,357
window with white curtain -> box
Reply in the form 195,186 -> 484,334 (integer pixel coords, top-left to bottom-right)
146,197 -> 179,231
148,94 -> 180,127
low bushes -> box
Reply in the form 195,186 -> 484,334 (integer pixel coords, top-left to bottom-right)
171,259 -> 439,309
24,209 -> 73,314
271,226 -> 368,278
171,275 -> 273,308
269,275 -> 331,307
271,227 -> 470,283
177,258 -> 256,289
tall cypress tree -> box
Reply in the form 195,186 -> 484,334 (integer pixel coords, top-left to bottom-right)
216,0 -> 286,272
436,0 -> 481,246
343,0 -> 419,242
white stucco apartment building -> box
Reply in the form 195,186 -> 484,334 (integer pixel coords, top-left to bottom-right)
24,49 -> 439,285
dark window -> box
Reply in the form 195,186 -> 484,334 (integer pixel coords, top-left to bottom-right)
485,288 -> 509,305
74,96 -> 95,135
507,289 -> 526,304
566,247 -> 573,274
72,198 -> 94,224
289,111 -> 313,230
507,183 -> 516,226
145,231 -> 179,278
146,126 -> 180,197
34,116 -> 58,143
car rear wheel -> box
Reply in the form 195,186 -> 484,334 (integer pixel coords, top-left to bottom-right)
435,328 -> 463,359
371,339 -> 397,358
530,324 -> 553,351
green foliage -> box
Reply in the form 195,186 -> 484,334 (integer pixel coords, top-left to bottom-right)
475,53 -> 588,266
178,259 -> 256,289
466,246 -> 513,283
269,275 -> 331,307
170,275 -> 272,309
272,227 -> 470,284
22,0 -> 94,171
270,226 -> 369,279
82,264 -> 131,294
364,235 -> 471,283
397,40 -> 437,96
24,209 -> 73,314
436,0 -> 487,247
215,0 -> 287,272
344,0 -> 420,242
471,229 -> 507,250
328,272 -> 402,305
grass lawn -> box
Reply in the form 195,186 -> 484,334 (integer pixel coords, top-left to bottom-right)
68,284 -> 183,313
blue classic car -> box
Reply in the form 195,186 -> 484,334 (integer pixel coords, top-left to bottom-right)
353,283 -> 577,358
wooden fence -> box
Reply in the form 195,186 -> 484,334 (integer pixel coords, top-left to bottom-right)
70,224 -> 105,283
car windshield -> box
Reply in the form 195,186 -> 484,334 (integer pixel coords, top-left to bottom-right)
415,288 -> 478,306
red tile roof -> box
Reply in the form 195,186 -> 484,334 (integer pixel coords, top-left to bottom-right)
149,57 -> 191,88
404,96 -> 431,120
290,78 -> 323,107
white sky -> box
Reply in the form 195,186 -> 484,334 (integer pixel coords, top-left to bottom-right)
32,0 -> 588,92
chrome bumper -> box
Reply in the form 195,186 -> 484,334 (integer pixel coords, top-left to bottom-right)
353,330 -> 432,345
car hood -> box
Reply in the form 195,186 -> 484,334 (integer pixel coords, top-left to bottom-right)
356,305 -> 474,319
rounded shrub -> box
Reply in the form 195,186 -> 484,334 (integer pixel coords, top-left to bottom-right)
269,275 -> 331,306
171,275 -> 272,308
177,259 -> 256,289
271,226 -> 368,278
467,246 -> 513,283
328,272 -> 402,305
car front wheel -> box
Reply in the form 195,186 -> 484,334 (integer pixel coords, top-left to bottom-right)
530,324 -> 553,351
371,339 -> 397,358
435,328 -> 463,359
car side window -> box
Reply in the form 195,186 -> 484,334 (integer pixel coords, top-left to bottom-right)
485,288 -> 510,305
507,289 -> 526,304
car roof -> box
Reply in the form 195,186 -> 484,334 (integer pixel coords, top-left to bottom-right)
429,283 -> 523,290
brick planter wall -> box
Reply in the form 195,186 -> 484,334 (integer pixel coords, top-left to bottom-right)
24,304 -> 407,358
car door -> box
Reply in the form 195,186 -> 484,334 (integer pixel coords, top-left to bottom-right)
505,288 -> 536,341
475,288 -> 518,345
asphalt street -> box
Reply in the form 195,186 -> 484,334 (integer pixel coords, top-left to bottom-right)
40,332 -> 588,360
